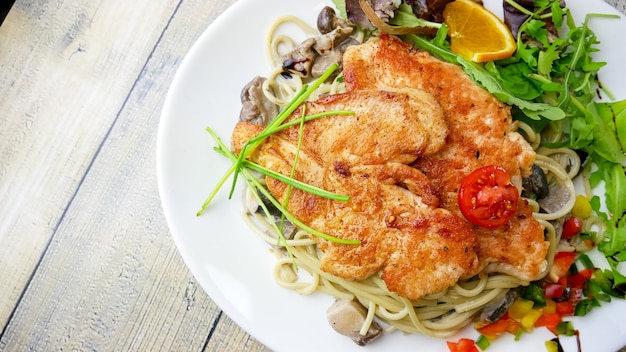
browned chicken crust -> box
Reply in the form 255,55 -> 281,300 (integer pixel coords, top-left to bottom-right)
342,35 -> 548,280
232,89 -> 480,301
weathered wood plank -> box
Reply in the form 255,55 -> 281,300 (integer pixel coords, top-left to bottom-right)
0,0 -> 180,333
0,0 -> 258,350
605,0 -> 626,13
204,316 -> 270,352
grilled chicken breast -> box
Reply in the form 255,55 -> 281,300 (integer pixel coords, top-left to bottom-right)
342,35 -> 548,281
232,89 -> 480,301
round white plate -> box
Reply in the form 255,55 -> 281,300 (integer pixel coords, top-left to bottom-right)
157,1 -> 626,351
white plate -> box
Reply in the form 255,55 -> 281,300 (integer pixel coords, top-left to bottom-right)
157,1 -> 626,351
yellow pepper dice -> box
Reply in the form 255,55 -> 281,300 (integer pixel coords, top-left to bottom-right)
543,299 -> 556,314
508,298 -> 534,320
521,308 -> 542,331
572,195 -> 593,219
545,340 -> 560,352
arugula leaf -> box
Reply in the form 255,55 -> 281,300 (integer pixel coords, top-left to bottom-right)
457,56 -> 565,120
575,101 -> 626,165
616,107 -> 626,152
487,61 -> 543,101
388,4 -> 441,29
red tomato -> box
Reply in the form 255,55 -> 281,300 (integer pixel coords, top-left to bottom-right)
562,216 -> 583,239
447,338 -> 479,352
457,165 -> 520,229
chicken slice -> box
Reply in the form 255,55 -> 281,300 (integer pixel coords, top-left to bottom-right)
342,35 -> 548,281
232,89 -> 480,300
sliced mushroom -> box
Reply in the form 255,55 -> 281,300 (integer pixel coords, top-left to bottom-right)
537,180 -> 570,214
239,76 -> 278,126
326,299 -> 383,346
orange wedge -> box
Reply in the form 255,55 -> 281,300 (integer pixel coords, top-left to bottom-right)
443,0 -> 516,63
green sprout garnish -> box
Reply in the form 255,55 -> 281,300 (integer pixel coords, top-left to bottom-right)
197,63 -> 361,247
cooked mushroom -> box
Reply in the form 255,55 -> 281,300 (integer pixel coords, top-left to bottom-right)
344,0 -> 401,30
282,8 -> 355,79
478,289 -> 518,323
311,37 -> 359,78
282,38 -> 318,78
522,165 -> 550,199
537,180 -> 571,214
239,76 -> 278,125
326,299 -> 383,346
317,6 -> 352,34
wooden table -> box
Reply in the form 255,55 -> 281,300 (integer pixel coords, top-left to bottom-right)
0,1 -> 624,351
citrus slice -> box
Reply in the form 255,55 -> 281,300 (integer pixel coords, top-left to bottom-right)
443,0 -> 517,63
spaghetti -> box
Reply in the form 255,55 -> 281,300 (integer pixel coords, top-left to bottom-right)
239,15 -> 582,340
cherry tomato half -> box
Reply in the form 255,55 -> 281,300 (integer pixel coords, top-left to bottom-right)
458,165 -> 519,229
561,216 -> 583,239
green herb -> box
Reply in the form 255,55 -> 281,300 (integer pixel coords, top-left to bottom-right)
198,63 -> 360,246
230,64 -> 342,199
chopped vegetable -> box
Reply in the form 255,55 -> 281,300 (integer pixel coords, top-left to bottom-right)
447,337 -> 480,352
543,284 -> 564,300
520,283 -> 547,307
520,308 -> 543,331
561,216 -> 583,239
508,298 -> 534,320
548,252 -> 576,282
475,335 -> 491,350
535,312 -> 561,334
571,195 -> 593,219
476,317 -> 510,337
545,339 -> 564,352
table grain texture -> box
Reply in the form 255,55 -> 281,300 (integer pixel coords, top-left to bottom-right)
0,0 -> 624,351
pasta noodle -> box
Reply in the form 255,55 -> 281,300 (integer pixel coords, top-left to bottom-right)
239,15 -> 584,340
